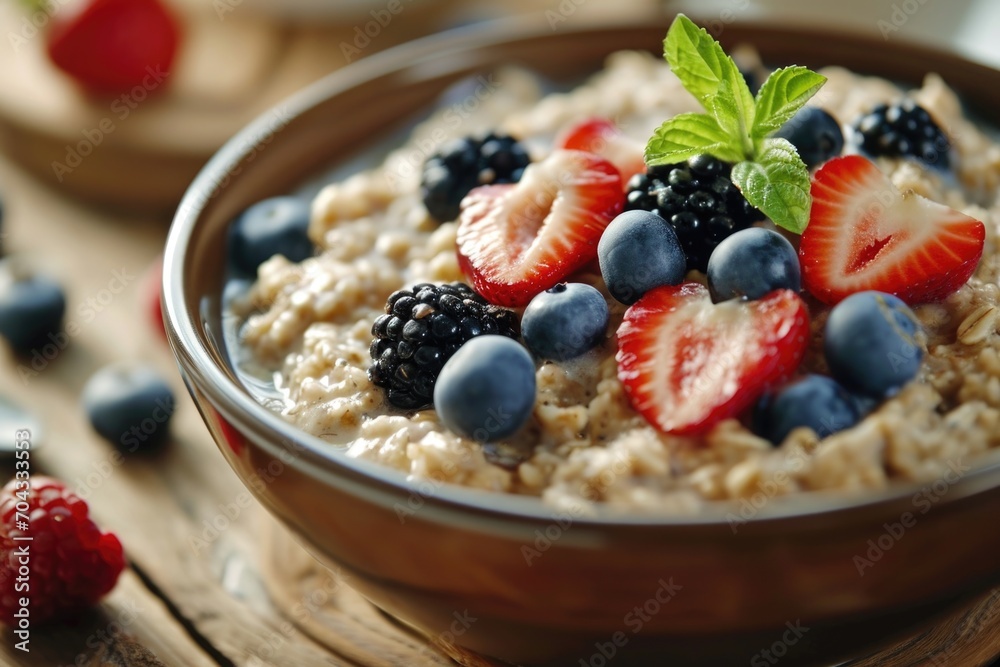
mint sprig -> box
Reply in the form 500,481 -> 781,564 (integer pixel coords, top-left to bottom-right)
645,15 -> 827,234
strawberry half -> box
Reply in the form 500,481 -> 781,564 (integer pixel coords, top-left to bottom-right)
456,149 -> 623,307
46,0 -> 181,95
556,118 -> 646,185
800,155 -> 985,306
616,283 -> 809,436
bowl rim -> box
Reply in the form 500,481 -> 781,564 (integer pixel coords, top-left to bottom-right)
163,14 -> 1000,530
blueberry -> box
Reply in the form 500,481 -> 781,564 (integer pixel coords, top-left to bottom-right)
433,336 -> 535,443
521,283 -> 609,361
228,196 -> 312,275
598,210 -> 686,305
82,364 -> 175,453
0,261 -> 66,354
824,291 -> 923,398
753,374 -> 864,445
706,227 -> 800,302
775,107 -> 844,169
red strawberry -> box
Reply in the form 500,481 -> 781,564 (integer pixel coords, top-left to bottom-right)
46,0 -> 181,95
616,283 -> 809,436
800,155 -> 985,305
556,118 -> 646,185
456,149 -> 623,307
144,257 -> 166,341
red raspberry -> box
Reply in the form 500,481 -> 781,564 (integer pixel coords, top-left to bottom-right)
0,476 -> 125,625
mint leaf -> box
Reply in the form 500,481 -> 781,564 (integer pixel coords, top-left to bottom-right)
752,66 -> 827,140
648,15 -> 828,234
731,138 -> 812,234
645,113 -> 745,166
664,14 -> 755,150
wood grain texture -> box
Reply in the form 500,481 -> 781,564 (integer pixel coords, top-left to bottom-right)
847,589 -> 1000,667
0,3 -> 998,666
0,151 -> 347,667
0,570 -> 207,667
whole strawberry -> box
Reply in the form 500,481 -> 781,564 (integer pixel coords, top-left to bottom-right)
0,476 -> 125,625
45,0 -> 181,95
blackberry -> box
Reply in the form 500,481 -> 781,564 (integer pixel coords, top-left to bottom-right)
420,133 -> 530,223
853,101 -> 951,169
368,282 -> 520,410
623,154 -> 765,272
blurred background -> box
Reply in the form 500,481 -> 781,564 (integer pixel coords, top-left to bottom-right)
2,1 -> 1000,665
1,0 -> 998,214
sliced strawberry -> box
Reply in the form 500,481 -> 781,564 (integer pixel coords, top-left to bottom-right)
46,0 -> 181,95
456,149 -> 623,307
800,155 -> 985,305
556,118 -> 646,185
616,283 -> 809,436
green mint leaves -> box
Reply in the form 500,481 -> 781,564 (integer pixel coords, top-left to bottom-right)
645,15 -> 827,234
731,140 -> 813,232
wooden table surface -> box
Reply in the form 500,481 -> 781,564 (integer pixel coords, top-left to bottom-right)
0,2 -> 999,666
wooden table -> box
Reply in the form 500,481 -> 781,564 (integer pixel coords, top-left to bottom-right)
0,3 -> 999,667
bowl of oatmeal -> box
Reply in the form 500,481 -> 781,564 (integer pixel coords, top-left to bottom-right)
163,16 -> 1000,666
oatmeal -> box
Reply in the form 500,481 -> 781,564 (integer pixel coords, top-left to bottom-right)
238,46 -> 1000,513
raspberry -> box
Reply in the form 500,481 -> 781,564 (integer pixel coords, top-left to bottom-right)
420,134 -> 531,223
368,282 -> 520,410
853,101 -> 951,169
624,154 -> 765,272
0,476 -> 125,625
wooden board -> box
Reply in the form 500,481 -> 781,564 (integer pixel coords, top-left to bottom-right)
0,2 -> 997,666
0,0 -> 460,213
